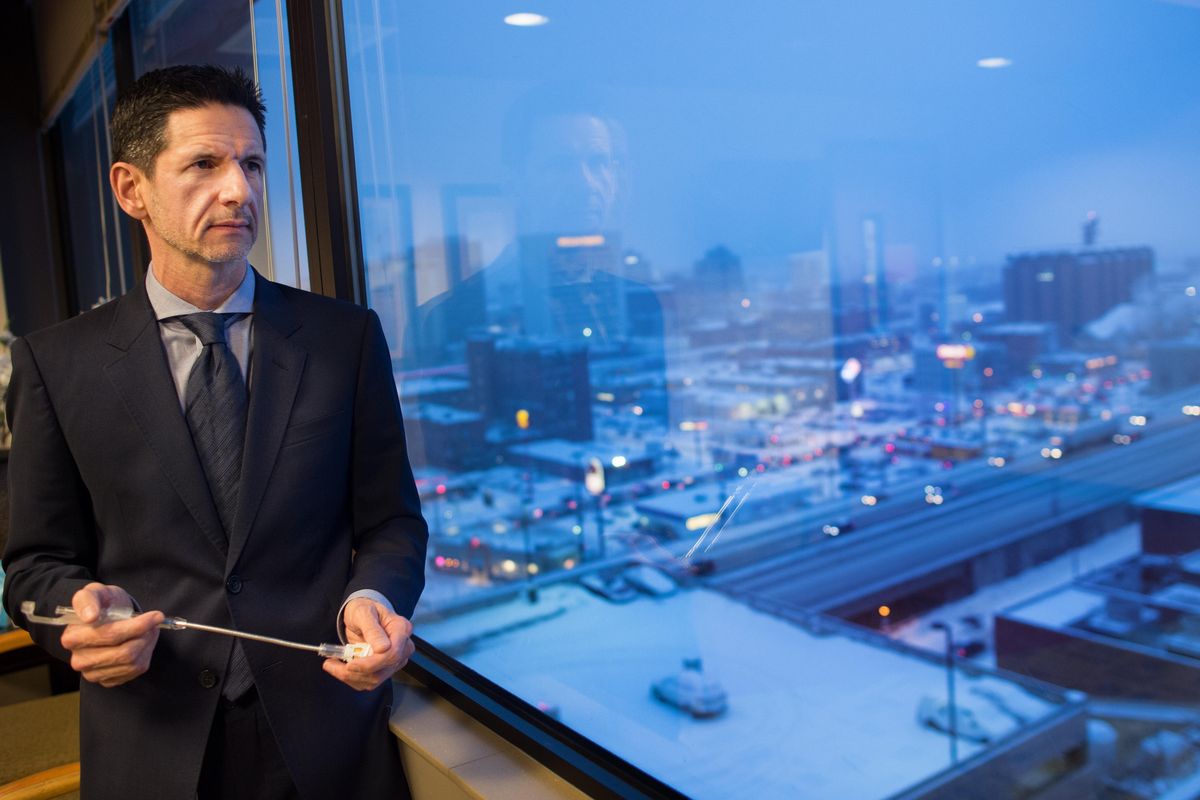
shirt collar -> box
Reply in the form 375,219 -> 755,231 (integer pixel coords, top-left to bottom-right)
145,264 -> 256,321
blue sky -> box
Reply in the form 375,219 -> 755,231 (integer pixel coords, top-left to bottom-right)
346,0 -> 1200,278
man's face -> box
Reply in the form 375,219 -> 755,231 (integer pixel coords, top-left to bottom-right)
139,103 -> 264,271
518,113 -> 620,235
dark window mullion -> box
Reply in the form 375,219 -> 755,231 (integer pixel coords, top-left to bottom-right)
285,0 -> 366,303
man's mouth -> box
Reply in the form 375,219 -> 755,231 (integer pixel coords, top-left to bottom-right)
210,219 -> 251,230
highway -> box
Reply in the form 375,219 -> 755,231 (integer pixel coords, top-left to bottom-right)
703,391 -> 1200,613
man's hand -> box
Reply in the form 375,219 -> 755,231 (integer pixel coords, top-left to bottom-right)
60,583 -> 164,688
323,598 -> 414,692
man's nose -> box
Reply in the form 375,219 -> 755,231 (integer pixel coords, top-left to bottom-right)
218,163 -> 253,205
580,158 -> 616,196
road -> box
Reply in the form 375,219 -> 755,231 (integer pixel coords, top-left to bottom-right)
703,391 -> 1200,612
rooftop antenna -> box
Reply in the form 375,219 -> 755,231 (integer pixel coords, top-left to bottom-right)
1082,211 -> 1099,248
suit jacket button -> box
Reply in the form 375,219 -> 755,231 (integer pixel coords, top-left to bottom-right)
198,669 -> 218,689
226,574 -> 243,594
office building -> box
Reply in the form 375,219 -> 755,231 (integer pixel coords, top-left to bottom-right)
1003,248 -> 1154,343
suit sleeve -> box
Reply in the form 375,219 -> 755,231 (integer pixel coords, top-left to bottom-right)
2,337 -> 98,659
343,310 -> 428,619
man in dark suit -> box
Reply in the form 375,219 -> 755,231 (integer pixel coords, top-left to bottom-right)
2,65 -> 428,799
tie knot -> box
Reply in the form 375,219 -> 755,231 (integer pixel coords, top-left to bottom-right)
177,312 -> 240,346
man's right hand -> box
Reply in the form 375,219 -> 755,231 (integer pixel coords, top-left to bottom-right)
60,583 -> 164,688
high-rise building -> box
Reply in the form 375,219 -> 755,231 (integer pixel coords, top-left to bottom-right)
973,322 -> 1057,385
1149,338 -> 1200,395
860,215 -> 889,332
1003,247 -> 1154,342
473,336 -> 594,443
824,142 -> 943,338
692,245 -> 745,300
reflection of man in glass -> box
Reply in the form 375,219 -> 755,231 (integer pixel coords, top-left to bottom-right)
418,86 -> 637,356
509,103 -> 624,238
412,87 -> 670,562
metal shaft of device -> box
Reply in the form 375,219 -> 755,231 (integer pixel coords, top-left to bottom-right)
168,618 -> 322,654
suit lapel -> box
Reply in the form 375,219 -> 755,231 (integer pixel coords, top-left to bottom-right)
228,273 -> 306,565
103,285 -> 228,556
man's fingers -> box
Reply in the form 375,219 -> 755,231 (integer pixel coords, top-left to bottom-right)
71,582 -> 139,624
73,655 -> 152,685
359,618 -> 391,652
60,610 -> 163,650
69,628 -> 158,669
125,610 -> 165,635
59,594 -> 161,690
323,655 -> 396,691
345,603 -> 392,651
82,663 -> 150,688
71,584 -> 109,624
322,632 -> 415,692
331,603 -> 415,691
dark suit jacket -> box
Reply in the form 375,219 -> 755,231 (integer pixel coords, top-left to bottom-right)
2,271 -> 428,799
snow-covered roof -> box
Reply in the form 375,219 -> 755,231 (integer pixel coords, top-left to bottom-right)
1001,586 -> 1106,628
1135,475 -> 1200,517
411,403 -> 483,425
415,584 -> 1068,799
976,322 -> 1056,337
506,438 -> 654,466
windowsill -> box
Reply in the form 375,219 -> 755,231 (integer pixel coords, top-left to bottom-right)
389,672 -> 591,800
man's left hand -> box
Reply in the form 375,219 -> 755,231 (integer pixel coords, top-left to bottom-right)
323,598 -> 415,691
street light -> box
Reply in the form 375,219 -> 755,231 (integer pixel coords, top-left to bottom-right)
679,420 -> 708,468
936,343 -> 975,429
841,357 -> 863,438
584,457 -> 607,560
831,358 -> 865,497
521,469 -> 537,602
930,621 -> 959,764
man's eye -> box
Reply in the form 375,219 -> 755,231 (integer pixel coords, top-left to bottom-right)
193,159 -> 214,170
246,160 -> 264,173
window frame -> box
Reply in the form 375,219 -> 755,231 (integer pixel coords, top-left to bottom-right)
283,3 -> 692,795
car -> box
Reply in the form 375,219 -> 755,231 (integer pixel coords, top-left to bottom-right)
955,615 -> 989,658
917,696 -> 992,743
929,615 -> 987,658
986,454 -> 1009,468
651,658 -> 728,718
955,638 -> 986,658
578,572 -> 639,603
822,520 -> 855,537
619,532 -> 716,578
623,564 -> 678,597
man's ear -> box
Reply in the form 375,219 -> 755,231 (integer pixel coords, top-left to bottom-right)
110,162 -> 149,220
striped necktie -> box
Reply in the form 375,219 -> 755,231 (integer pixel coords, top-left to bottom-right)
177,312 -> 254,700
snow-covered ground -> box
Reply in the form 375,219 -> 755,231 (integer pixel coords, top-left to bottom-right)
415,584 -> 1064,799
889,524 -> 1140,663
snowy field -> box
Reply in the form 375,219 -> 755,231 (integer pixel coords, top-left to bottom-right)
417,584 -> 1063,799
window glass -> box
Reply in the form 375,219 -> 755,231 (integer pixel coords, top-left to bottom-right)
345,3 -> 1200,797
55,41 -> 135,312
129,0 -> 308,287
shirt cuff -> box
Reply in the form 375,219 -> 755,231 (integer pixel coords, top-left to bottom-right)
336,590 -> 395,643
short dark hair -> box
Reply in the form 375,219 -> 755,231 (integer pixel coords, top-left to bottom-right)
501,83 -> 625,170
111,64 -> 266,174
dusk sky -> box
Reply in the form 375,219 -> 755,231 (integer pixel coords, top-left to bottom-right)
346,0 -> 1200,291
